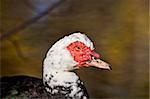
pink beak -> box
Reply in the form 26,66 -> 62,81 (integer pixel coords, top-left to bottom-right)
86,58 -> 111,70
73,51 -> 111,71
85,51 -> 111,70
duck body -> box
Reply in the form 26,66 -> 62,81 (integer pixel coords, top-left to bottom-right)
0,75 -> 89,99
0,75 -> 49,98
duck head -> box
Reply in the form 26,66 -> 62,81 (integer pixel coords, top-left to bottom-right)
43,32 -> 111,72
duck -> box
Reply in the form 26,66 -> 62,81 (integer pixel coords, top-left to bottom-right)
0,32 -> 111,99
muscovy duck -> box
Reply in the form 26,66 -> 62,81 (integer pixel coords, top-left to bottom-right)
0,32 -> 111,99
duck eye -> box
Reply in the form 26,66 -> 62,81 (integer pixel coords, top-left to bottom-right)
75,46 -> 81,50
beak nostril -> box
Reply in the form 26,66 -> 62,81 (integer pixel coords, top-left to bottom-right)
96,60 -> 101,63
92,56 -> 97,60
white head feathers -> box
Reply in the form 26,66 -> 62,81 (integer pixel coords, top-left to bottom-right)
43,32 -> 94,71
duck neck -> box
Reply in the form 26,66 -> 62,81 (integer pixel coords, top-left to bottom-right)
43,69 -> 80,94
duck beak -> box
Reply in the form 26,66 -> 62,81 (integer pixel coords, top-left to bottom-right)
86,58 -> 112,70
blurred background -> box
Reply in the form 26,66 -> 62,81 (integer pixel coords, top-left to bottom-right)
0,0 -> 149,98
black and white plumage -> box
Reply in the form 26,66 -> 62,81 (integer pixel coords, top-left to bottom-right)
0,32 -> 111,99
0,75 -> 88,99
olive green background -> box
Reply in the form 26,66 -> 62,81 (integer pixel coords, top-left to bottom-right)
0,0 -> 149,98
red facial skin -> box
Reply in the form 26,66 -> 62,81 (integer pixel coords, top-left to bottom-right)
66,41 -> 100,67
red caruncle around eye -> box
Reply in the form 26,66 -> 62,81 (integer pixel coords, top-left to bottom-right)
67,41 -> 93,66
